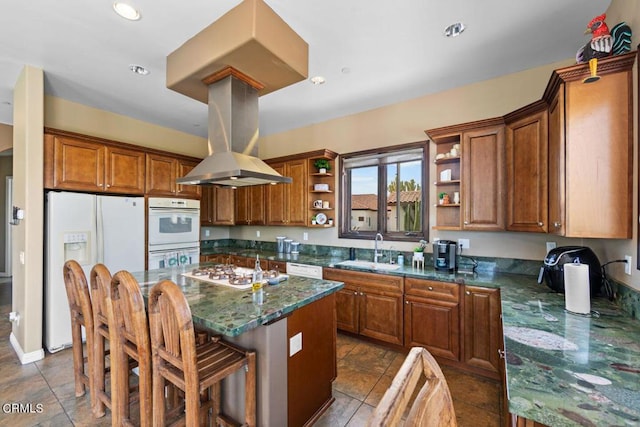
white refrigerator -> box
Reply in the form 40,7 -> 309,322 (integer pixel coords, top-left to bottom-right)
44,191 -> 145,353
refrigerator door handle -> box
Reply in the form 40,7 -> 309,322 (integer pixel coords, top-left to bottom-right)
96,196 -> 104,264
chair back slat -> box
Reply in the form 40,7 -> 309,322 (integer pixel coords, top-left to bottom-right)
110,270 -> 152,427
89,263 -> 113,417
367,347 -> 457,427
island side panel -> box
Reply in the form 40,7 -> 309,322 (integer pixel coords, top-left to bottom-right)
287,293 -> 337,426
223,318 -> 288,427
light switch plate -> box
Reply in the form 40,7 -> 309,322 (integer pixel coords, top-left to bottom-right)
289,332 -> 302,357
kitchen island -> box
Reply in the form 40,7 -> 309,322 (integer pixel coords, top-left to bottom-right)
131,264 -> 344,427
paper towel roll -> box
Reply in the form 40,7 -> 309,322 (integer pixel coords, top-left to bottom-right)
564,263 -> 591,315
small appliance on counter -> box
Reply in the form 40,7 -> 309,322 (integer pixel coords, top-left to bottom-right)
433,240 -> 457,272
539,246 -> 603,296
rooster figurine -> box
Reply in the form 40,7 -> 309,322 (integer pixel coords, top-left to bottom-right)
576,13 -> 632,64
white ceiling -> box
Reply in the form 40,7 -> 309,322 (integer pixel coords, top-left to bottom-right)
0,0 -> 611,138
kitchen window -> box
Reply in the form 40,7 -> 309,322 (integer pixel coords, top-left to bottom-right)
339,141 -> 429,242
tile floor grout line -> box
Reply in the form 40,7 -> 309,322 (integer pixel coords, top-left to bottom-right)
35,356 -> 76,426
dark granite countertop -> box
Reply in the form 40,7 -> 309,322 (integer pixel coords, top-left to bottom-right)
202,246 -> 640,426
130,265 -> 343,337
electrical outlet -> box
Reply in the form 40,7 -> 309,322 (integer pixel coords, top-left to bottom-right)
458,239 -> 470,249
256,230 -> 261,238
546,242 -> 556,252
205,229 -> 210,237
625,255 -> 632,275
303,232 -> 308,241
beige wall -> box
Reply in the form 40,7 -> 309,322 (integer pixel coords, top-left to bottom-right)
44,96 -> 208,158
11,66 -> 44,361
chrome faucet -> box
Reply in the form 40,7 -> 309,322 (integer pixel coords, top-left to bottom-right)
374,233 -> 384,263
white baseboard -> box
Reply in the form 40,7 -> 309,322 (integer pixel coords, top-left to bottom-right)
10,332 -> 45,364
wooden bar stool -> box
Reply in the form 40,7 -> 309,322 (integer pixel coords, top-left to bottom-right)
367,347 -> 457,426
148,279 -> 256,427
63,260 -> 100,409
109,270 -> 152,427
89,263 -> 113,417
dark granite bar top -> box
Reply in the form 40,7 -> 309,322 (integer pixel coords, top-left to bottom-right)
203,246 -> 640,426
130,265 -> 343,337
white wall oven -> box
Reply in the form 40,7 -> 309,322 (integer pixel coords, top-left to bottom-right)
148,197 -> 200,268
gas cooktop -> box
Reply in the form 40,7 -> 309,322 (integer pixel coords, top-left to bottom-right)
182,264 -> 286,290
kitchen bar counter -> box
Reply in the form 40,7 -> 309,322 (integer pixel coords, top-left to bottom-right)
202,246 -> 640,426
131,265 -> 343,337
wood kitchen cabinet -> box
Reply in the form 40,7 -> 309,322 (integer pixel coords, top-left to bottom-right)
235,185 -> 266,225
462,124 -> 505,231
462,285 -> 502,379
200,254 -> 230,264
543,52 -> 634,238
145,153 -> 201,198
404,278 -> 460,361
425,118 -> 505,231
265,158 -> 308,226
504,102 -> 548,233
324,268 -> 404,346
44,131 -> 145,195
201,185 -> 234,226
228,254 -> 268,269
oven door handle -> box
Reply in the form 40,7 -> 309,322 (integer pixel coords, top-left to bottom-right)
148,208 -> 200,216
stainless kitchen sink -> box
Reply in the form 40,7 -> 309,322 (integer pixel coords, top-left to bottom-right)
334,260 -> 402,271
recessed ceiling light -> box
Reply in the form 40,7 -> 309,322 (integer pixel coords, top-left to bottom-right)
113,2 -> 141,21
310,76 -> 326,85
341,67 -> 351,74
1,101 -> 11,106
129,64 -> 150,75
444,22 -> 465,38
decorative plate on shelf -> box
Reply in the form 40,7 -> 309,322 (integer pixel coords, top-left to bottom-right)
316,213 -> 327,225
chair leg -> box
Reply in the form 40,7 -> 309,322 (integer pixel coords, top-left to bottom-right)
92,334 -> 106,417
152,367 -> 166,426
71,322 -> 86,397
245,352 -> 256,427
138,355 -> 153,427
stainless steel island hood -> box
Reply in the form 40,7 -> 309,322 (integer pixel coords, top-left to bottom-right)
168,0 -> 308,187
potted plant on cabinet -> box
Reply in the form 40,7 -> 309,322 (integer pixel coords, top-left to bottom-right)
313,159 -> 331,174
311,214 -> 317,225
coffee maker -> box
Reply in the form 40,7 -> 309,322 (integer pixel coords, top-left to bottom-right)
433,240 -> 458,272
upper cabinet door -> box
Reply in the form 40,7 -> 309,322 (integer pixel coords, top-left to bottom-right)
105,146 -> 145,195
265,162 -> 287,225
176,160 -> 201,198
145,153 -> 177,196
45,134 -> 106,192
505,108 -> 548,232
285,158 -> 308,226
547,89 -> 566,236
462,126 -> 505,231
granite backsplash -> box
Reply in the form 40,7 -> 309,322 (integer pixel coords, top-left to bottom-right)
201,238 -> 640,322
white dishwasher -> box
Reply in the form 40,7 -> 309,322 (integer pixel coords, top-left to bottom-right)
286,262 -> 323,279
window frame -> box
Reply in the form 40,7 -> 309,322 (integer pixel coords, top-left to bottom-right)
338,141 -> 429,242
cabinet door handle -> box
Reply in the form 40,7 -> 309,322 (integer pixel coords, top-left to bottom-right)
405,300 -> 409,305
428,286 -> 433,291
464,221 -> 468,225
498,349 -> 506,359
106,184 -> 111,188
538,222 -> 543,227
353,291 -> 358,295
465,290 -> 471,295
553,221 -> 562,228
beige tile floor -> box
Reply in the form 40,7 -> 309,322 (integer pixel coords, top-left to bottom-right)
0,282 -> 502,426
